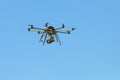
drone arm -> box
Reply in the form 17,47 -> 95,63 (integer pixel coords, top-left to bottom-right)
28,28 -> 44,33
56,28 -> 76,34
56,31 -> 70,34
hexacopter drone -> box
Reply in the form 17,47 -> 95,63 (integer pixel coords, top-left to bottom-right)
28,22 -> 75,45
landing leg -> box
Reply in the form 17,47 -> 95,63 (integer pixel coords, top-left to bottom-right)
39,32 -> 45,42
43,33 -> 47,45
55,33 -> 61,45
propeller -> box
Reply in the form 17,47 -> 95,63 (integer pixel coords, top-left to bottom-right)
28,24 -> 34,28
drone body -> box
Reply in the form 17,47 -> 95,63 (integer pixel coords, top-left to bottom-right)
28,23 -> 75,45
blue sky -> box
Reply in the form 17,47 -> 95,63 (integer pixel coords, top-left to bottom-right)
0,0 -> 120,80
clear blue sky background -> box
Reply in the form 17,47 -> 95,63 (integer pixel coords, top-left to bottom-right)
0,0 -> 120,80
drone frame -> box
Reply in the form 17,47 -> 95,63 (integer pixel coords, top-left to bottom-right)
28,23 -> 75,45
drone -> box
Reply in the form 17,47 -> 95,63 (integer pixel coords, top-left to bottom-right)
28,22 -> 75,45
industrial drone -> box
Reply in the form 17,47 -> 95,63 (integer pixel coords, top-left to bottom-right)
28,22 -> 75,45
